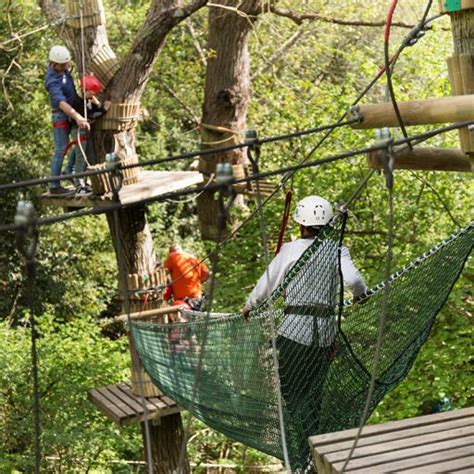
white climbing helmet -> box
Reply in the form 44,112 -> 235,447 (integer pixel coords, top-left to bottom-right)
294,195 -> 334,226
49,45 -> 71,64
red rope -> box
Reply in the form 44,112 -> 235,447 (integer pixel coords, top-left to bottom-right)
385,0 -> 398,42
275,190 -> 292,255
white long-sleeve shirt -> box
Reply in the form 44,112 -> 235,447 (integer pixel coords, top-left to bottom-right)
246,238 -> 367,346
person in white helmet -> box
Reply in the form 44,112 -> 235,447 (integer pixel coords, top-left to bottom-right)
241,195 -> 367,320
45,45 -> 90,194
241,195 -> 367,471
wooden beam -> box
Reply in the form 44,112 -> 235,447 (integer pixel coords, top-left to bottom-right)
348,95 -> 474,129
116,305 -> 185,323
367,147 -> 473,172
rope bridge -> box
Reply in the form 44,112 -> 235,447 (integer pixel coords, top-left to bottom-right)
131,221 -> 472,471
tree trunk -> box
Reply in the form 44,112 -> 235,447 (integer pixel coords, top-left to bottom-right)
197,0 -> 263,241
448,9 -> 474,155
38,0 -> 208,469
144,414 -> 190,474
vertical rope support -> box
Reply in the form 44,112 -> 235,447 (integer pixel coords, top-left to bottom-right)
177,186 -> 232,473
248,144 -> 291,471
14,202 -> 41,474
341,170 -> 395,472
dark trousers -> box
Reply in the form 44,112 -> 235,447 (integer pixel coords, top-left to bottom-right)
277,335 -> 332,472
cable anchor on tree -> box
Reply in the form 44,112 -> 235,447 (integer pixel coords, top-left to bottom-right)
105,152 -> 123,200
375,128 -> 396,190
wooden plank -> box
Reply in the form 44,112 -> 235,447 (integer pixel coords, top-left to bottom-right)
88,388 -> 128,424
309,407 -> 474,448
348,94 -> 474,129
396,448 -> 474,473
326,425 -> 473,464
161,395 -> 178,408
120,382 -> 171,413
329,434 -> 474,472
119,171 -> 203,205
316,416 -> 474,455
41,170 -> 204,209
346,445 -> 473,473
107,384 -> 150,415
95,386 -> 138,421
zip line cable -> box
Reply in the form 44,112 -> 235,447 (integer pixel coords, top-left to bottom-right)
0,10 -> 443,196
0,119 -> 471,236
0,119 -> 360,193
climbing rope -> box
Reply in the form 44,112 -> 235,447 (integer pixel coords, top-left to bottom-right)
0,121 -> 470,235
14,201 -> 41,474
247,135 -> 291,470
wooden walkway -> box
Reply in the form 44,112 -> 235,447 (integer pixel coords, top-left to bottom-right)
41,170 -> 203,208
309,407 -> 474,473
88,382 -> 180,425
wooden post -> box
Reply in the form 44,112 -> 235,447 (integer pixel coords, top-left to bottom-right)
348,95 -> 474,129
444,5 -> 474,154
367,147 -> 472,172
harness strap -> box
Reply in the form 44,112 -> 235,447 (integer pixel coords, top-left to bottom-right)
53,120 -> 70,129
63,134 -> 89,157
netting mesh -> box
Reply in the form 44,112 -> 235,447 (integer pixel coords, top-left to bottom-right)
131,221 -> 472,471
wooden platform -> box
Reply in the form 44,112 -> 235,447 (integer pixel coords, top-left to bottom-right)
88,382 -> 180,425
41,170 -> 204,208
309,407 -> 474,473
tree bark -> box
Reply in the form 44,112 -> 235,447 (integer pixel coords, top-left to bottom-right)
144,414 -> 190,474
197,0 -> 263,241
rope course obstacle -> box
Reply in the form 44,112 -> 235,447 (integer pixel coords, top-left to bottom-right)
130,219 -> 473,471
4,0 -> 473,472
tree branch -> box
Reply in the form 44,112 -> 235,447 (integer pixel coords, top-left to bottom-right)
113,0 -> 208,99
251,26 -> 307,80
270,6 -> 414,29
185,19 -> 207,67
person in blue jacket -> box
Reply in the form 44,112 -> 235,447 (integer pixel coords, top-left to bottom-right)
45,45 -> 90,194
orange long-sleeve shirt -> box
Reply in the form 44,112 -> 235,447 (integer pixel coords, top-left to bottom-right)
164,251 -> 209,299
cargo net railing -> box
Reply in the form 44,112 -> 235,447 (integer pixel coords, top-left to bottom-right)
130,221 -> 473,472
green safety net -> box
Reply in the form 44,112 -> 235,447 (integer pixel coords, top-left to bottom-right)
131,220 -> 473,472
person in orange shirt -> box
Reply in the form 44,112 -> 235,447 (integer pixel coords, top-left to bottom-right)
164,243 -> 210,310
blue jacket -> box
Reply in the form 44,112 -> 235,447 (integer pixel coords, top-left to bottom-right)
45,65 -> 80,110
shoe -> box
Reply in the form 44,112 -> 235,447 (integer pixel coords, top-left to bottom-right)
50,186 -> 74,195
75,184 -> 93,196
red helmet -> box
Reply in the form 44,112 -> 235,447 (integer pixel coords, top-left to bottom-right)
80,75 -> 102,94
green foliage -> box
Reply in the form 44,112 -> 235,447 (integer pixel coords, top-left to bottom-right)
0,316 -> 141,472
0,0 -> 471,470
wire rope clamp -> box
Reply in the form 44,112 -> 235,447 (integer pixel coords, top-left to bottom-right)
347,105 -> 363,124
105,152 -> 123,195
14,200 -> 39,262
375,128 -> 396,190
215,163 -> 234,194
